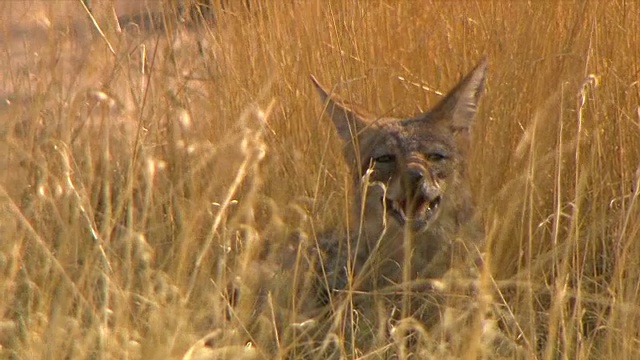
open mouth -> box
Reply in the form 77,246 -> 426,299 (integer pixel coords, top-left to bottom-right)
384,194 -> 441,227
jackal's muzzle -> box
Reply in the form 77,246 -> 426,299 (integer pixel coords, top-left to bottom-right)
385,163 -> 443,231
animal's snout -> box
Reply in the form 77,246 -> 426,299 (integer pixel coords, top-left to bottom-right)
404,163 -> 441,204
406,165 -> 425,185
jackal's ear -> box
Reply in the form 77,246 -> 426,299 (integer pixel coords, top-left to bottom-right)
429,58 -> 487,132
310,75 -> 372,143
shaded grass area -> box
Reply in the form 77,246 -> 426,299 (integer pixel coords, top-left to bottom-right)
0,0 -> 639,358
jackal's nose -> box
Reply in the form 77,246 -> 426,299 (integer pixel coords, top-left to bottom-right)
404,164 -> 440,205
385,163 -> 441,226
406,167 -> 424,184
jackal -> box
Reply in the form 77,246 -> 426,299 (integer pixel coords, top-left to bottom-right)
185,60 -> 499,358
311,59 -> 488,320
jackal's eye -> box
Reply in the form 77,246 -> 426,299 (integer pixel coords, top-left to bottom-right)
427,153 -> 447,162
374,154 -> 396,163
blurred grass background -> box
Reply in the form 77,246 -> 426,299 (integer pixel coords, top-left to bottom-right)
0,0 -> 638,358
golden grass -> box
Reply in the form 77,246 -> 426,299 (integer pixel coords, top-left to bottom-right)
1,0 -> 639,358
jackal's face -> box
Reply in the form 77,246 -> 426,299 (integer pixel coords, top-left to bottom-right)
312,59 -> 487,235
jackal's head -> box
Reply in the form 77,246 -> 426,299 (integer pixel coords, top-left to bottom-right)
312,59 -> 487,237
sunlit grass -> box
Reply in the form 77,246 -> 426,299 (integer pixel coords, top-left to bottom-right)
0,0 -> 638,359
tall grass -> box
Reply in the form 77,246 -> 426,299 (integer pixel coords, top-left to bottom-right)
0,0 -> 638,358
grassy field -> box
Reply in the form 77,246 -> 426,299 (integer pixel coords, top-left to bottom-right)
1,0 -> 639,359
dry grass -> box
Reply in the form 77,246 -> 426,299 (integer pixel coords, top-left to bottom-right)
1,0 -> 639,359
